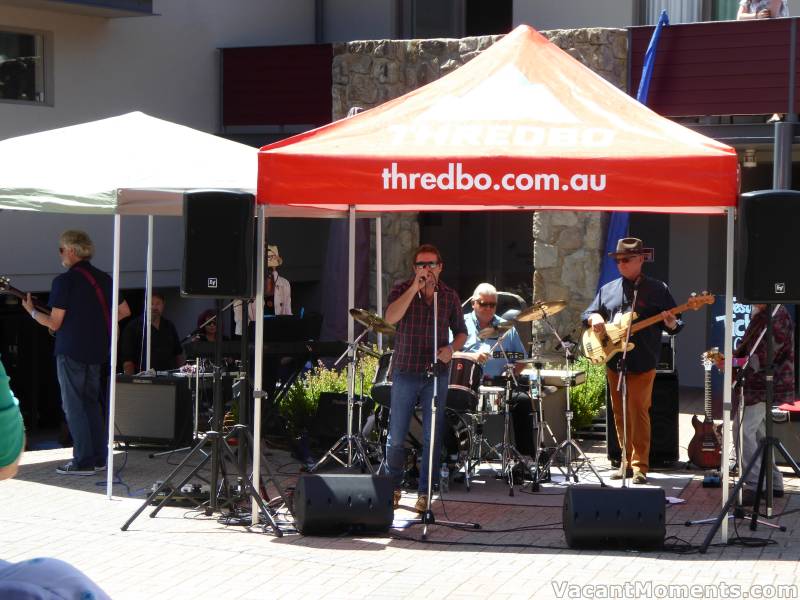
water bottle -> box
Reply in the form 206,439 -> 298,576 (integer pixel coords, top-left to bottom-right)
439,463 -> 450,493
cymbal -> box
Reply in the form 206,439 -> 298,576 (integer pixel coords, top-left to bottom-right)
478,322 -> 513,339
349,308 -> 396,335
514,300 -> 567,322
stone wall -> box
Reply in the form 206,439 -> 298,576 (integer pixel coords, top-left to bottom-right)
333,28 -> 627,347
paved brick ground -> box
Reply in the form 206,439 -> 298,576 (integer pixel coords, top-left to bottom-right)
2,392 -> 800,600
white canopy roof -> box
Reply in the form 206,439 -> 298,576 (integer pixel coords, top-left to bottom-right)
0,111 -> 257,216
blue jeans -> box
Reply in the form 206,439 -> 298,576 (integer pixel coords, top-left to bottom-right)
384,370 -> 449,493
56,355 -> 107,469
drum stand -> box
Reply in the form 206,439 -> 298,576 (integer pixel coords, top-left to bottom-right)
538,313 -> 604,487
309,328 -> 373,472
408,286 -> 479,539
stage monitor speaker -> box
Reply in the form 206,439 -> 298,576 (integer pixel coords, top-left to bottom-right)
181,190 -> 254,298
114,375 -> 192,447
606,372 -> 679,466
292,474 -> 394,535
736,189 -> 800,303
563,486 -> 666,549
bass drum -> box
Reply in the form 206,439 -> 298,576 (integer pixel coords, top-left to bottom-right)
370,406 -> 473,471
371,352 -> 393,407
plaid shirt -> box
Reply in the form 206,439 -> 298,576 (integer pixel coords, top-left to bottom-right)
734,304 -> 795,406
387,278 -> 467,374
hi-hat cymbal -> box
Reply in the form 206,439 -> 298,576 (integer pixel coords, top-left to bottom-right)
478,322 -> 513,339
349,308 -> 396,335
514,300 -> 568,322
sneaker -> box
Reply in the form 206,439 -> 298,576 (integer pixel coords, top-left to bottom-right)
632,471 -> 648,485
94,464 -> 107,472
56,461 -> 95,476
392,489 -> 401,510
415,494 -> 428,513
609,467 -> 633,480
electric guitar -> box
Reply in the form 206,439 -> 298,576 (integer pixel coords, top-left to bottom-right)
687,347 -> 724,469
0,276 -> 50,315
581,292 -> 714,365
0,276 -> 55,336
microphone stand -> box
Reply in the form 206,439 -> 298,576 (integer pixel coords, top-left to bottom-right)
408,282 -> 479,540
538,313 -> 605,487
614,285 -> 638,488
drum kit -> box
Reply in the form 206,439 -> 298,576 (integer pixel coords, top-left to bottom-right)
312,299 -> 603,493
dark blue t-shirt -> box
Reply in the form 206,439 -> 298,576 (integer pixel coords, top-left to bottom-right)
49,261 -> 114,365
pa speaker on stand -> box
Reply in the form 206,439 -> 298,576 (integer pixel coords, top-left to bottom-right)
736,189 -> 800,303
181,190 -> 255,298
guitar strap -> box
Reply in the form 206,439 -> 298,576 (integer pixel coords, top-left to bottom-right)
72,263 -> 111,337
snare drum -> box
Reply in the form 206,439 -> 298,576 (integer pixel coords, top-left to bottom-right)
477,386 -> 506,414
447,352 -> 483,412
371,352 -> 393,407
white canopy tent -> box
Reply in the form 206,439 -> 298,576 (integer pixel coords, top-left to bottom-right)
0,112 -> 262,496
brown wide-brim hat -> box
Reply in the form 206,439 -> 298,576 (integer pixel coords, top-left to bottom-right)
267,245 -> 283,268
608,237 -> 647,258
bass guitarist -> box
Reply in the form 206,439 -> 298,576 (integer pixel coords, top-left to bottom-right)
582,237 -> 682,484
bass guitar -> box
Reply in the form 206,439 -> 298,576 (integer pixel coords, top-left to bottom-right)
687,347 -> 724,469
581,292 -> 714,365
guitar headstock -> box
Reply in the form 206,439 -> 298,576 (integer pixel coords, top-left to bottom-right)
701,346 -> 723,371
687,291 -> 715,311
0,276 -> 9,292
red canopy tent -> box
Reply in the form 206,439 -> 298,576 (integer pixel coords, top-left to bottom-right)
258,25 -> 737,214
254,24 -> 739,540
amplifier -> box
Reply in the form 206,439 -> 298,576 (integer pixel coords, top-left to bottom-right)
114,375 -> 192,447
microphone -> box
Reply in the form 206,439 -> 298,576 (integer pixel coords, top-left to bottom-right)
417,273 -> 427,299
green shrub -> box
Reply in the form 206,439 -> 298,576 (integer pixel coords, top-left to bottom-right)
279,351 -> 380,433
569,356 -> 607,433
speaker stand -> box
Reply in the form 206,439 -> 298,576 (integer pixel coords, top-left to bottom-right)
699,306 -> 800,552
122,311 -> 286,536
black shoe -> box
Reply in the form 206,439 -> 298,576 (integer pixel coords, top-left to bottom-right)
56,461 -> 95,476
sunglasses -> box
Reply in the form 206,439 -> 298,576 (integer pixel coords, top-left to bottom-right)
615,256 -> 637,264
414,261 -> 440,268
476,300 -> 497,308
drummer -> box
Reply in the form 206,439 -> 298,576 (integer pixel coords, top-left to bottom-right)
462,283 -> 534,456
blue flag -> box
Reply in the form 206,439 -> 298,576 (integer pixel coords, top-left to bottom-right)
597,10 -> 670,291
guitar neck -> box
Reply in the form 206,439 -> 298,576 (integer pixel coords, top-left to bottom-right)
1,287 -> 50,315
704,368 -> 713,419
629,302 -> 686,335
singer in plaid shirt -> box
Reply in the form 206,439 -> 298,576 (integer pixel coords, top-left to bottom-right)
383,244 -> 467,513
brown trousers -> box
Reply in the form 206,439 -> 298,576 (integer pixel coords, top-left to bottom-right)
606,368 -> 656,474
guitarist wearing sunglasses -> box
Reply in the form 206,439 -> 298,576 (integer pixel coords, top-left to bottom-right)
22,230 -> 130,476
582,237 -> 683,484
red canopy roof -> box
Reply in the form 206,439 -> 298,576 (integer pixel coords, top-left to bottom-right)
258,25 -> 738,215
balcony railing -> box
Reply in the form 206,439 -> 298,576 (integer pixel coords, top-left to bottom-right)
629,17 -> 799,117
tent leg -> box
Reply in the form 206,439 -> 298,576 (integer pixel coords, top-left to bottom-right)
106,215 -> 122,499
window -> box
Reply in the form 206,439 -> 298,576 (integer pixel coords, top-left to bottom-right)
0,29 -> 46,103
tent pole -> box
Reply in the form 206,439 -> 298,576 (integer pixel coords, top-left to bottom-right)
347,206 -> 356,465
145,215 -> 154,371
252,205 -> 266,524
106,215 -> 122,499
719,205 -> 735,542
376,216 -> 383,351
